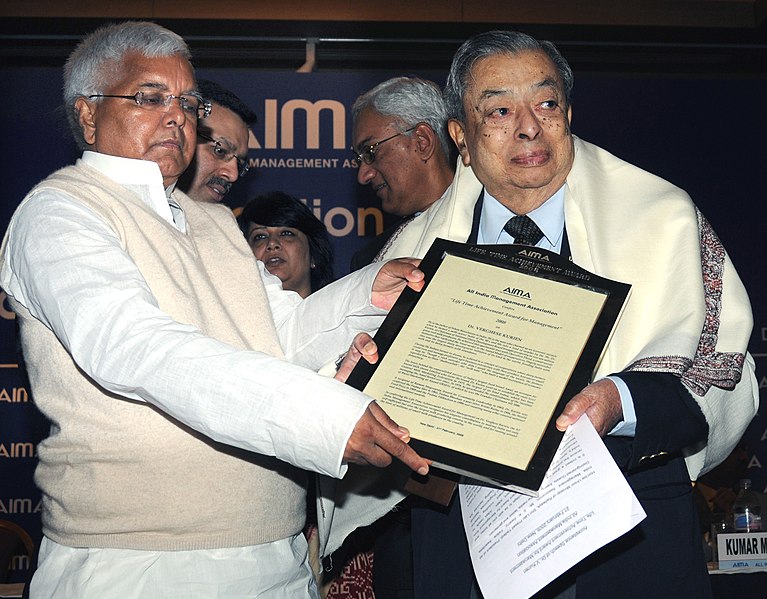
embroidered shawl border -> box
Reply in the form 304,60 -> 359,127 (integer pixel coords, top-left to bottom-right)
625,208 -> 745,396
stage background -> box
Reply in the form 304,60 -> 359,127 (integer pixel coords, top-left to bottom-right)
1,61 -> 765,584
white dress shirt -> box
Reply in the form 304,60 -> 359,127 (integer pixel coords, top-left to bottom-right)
1,152 -> 389,598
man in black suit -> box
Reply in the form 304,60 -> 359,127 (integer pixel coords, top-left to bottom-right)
367,30 -> 757,598
350,77 -> 455,271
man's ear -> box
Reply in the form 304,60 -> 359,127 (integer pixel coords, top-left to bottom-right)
566,105 -> 573,133
74,97 -> 97,146
448,119 -> 470,166
412,123 -> 437,162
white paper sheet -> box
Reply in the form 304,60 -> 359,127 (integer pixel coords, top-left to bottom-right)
460,415 -> 646,599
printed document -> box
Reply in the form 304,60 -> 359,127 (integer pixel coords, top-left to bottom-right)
460,415 -> 645,599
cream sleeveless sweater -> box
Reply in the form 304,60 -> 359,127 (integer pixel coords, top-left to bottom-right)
13,162 -> 305,550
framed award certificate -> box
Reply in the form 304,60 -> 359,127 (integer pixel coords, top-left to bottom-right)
347,239 -> 631,495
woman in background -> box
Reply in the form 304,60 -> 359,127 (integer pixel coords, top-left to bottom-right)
239,191 -> 335,298
238,191 -> 374,599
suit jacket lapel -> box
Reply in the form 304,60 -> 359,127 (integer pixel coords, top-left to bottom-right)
467,190 -> 484,244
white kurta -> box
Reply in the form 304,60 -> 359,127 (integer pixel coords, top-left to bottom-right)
0,152 -> 389,597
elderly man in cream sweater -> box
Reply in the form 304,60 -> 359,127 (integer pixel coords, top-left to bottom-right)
0,21 -> 428,599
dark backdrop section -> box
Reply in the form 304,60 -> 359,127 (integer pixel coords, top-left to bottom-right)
3,67 -> 79,225
0,66 -> 765,585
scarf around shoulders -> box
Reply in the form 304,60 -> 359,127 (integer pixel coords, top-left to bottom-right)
378,136 -> 755,478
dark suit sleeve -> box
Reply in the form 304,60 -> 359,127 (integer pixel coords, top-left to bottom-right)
611,371 -> 709,472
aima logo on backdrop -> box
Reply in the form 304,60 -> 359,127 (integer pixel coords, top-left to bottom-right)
0,441 -> 35,458
0,497 -> 41,514
250,99 -> 348,152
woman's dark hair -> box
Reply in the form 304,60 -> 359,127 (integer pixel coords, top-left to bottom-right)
238,191 -> 335,292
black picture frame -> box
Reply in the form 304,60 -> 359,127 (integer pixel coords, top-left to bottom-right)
347,238 -> 631,495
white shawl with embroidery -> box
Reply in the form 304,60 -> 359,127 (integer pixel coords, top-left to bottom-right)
320,136 -> 757,555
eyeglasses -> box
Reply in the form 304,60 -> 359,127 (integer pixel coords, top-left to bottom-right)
87,91 -> 212,119
197,132 -> 250,177
351,126 -> 416,166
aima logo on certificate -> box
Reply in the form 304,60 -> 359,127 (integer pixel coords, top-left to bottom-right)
502,287 -> 532,299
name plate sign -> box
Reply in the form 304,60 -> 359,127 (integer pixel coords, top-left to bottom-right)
717,532 -> 767,569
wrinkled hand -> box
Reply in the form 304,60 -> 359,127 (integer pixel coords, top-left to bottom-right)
371,258 -> 425,311
334,333 -> 379,383
344,401 -> 430,476
555,378 -> 623,437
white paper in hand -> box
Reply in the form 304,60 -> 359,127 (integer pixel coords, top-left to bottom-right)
460,415 -> 645,599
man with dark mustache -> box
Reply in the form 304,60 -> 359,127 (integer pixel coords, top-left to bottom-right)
178,79 -> 256,203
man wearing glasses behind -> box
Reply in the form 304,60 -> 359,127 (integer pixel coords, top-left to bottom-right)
350,77 -> 456,270
177,79 -> 255,204
0,21 -> 430,598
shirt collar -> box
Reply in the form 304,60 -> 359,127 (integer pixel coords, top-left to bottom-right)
81,152 -> 178,227
479,185 -> 566,251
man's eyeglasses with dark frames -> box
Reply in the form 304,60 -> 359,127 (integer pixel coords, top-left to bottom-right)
351,125 -> 416,166
87,91 -> 212,119
197,132 -> 250,177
